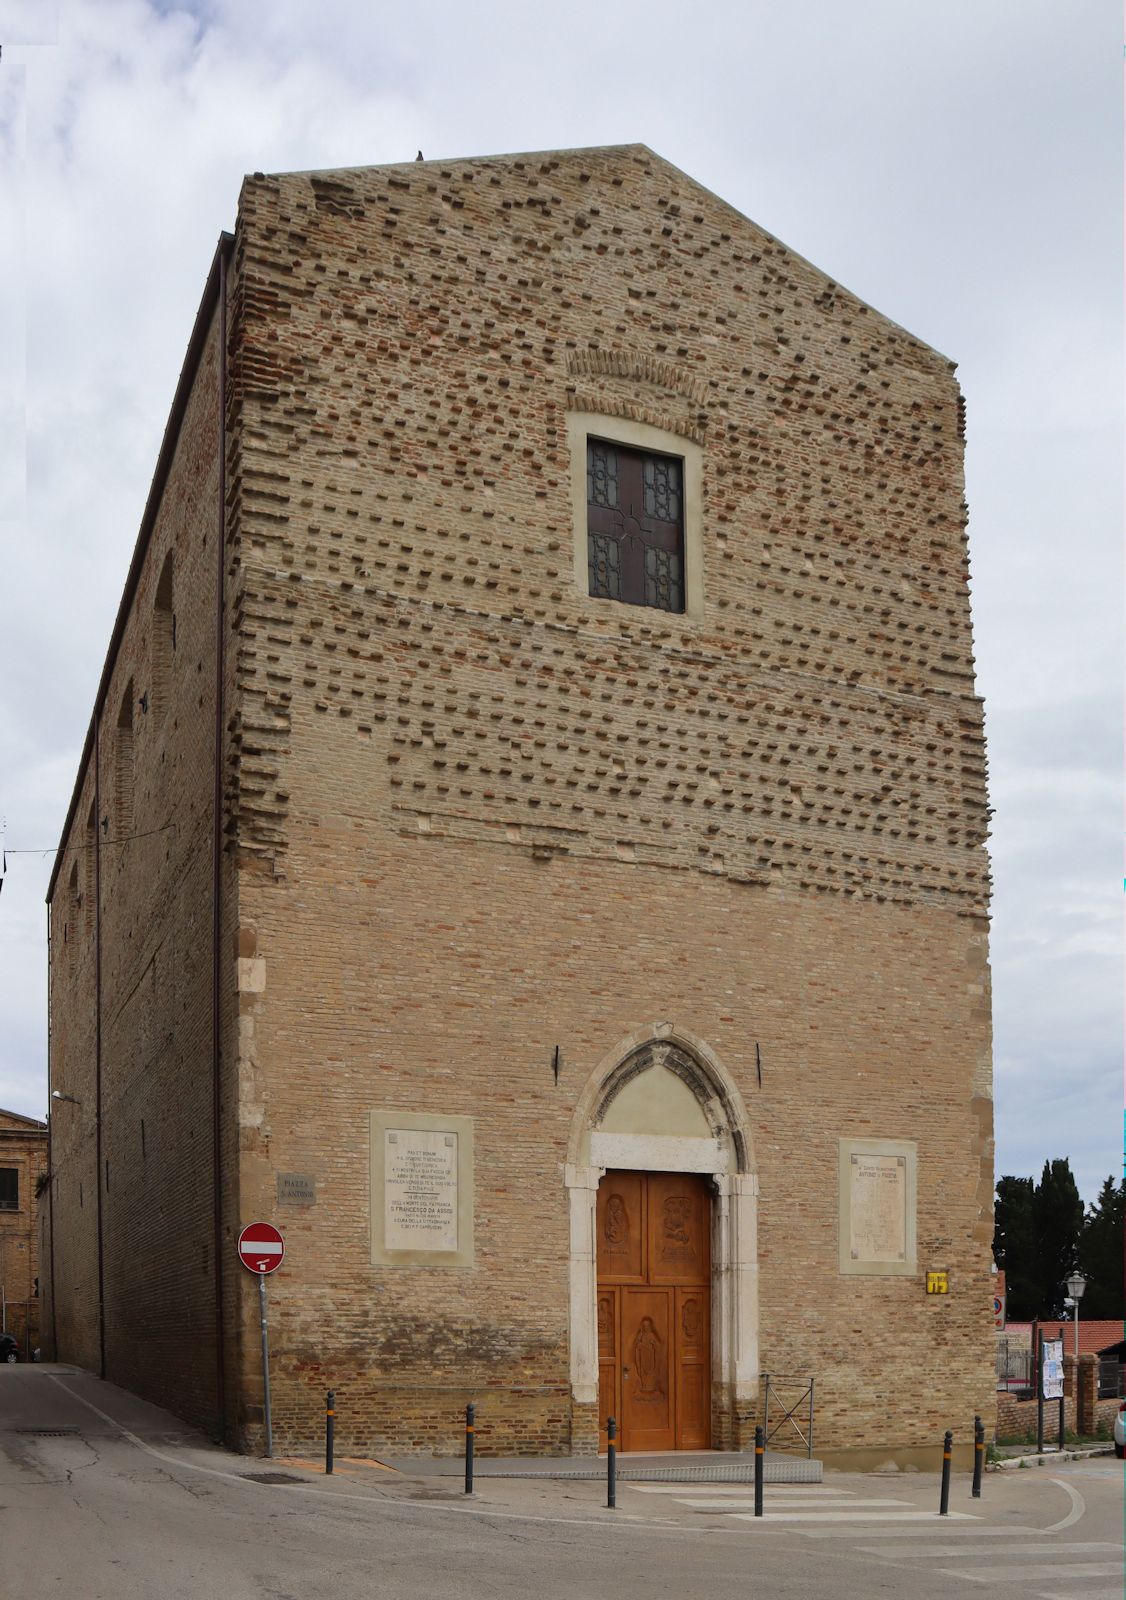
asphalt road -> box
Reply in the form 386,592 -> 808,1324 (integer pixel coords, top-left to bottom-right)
2,1365 -> 1121,1599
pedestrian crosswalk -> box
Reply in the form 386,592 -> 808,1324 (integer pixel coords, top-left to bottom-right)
627,1482 -> 977,1521
623,1472 -> 978,1523
624,1483 -> 1124,1596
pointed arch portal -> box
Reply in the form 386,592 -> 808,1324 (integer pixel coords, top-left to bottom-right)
565,1027 -> 760,1451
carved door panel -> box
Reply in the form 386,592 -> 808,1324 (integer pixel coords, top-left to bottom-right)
647,1173 -> 710,1286
596,1170 -> 712,1452
621,1289 -> 675,1452
675,1287 -> 710,1449
597,1285 -> 619,1444
596,1171 -> 644,1282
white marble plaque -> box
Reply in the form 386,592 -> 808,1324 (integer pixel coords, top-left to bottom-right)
838,1138 -> 917,1277
384,1129 -> 459,1252
849,1153 -> 907,1263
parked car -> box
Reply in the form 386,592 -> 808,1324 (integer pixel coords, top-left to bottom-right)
1114,1403 -> 1125,1460
0,1334 -> 19,1364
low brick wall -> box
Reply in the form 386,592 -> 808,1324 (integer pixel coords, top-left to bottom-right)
996,1354 -> 1119,1443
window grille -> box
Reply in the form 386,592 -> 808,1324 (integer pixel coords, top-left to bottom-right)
586,439 -> 685,613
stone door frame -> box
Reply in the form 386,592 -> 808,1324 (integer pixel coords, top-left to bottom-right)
564,1025 -> 759,1437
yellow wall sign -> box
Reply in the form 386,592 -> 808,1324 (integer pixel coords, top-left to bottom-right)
926,1271 -> 949,1295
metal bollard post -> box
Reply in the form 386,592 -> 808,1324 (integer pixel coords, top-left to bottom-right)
607,1417 -> 617,1509
464,1402 -> 475,1495
939,1429 -> 952,1515
971,1414 -> 983,1499
754,1424 -> 764,1517
325,1390 -> 335,1475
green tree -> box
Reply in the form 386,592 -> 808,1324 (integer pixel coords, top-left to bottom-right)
994,1175 -> 1037,1318
1032,1158 -> 1084,1317
1079,1176 -> 1125,1319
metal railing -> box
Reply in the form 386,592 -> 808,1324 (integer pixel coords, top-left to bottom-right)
995,1339 -> 1033,1394
1097,1357 -> 1125,1400
760,1373 -> 815,1458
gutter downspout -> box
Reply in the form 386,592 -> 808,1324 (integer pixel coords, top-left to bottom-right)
211,240 -> 231,1442
95,724 -> 105,1379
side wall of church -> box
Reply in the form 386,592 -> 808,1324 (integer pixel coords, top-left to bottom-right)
46,299 -> 243,1434
223,147 -> 994,1460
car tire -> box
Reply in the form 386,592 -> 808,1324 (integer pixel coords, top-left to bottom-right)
3,1351 -> 16,1364
1115,1442 -> 1124,1459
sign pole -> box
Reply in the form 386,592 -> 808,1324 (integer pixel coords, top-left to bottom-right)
258,1270 -> 273,1458
236,1222 -> 284,1459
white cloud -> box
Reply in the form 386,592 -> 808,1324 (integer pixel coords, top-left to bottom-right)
0,0 -> 1118,1203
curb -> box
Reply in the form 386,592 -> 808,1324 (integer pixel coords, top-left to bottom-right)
989,1443 -> 1115,1470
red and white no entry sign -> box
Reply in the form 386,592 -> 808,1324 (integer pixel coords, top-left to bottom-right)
237,1221 -> 285,1275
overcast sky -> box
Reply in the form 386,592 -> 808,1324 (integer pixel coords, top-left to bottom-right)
0,1 -> 1120,1205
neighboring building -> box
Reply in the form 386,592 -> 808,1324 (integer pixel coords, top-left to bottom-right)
0,1108 -> 48,1357
1002,1320 -> 1126,1359
45,145 -> 994,1467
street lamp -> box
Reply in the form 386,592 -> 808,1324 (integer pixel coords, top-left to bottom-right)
50,1090 -> 81,1106
1065,1271 -> 1086,1359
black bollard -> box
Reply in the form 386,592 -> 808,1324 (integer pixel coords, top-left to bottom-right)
754,1424 -> 764,1517
939,1429 -> 952,1515
465,1402 -> 475,1494
326,1390 -> 335,1475
607,1417 -> 617,1509
971,1414 -> 983,1499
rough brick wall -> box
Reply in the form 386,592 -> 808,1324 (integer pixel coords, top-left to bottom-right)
996,1355 -> 1122,1442
46,784 -> 101,1371
48,144 -> 994,1462
47,300 -> 243,1433
226,147 -> 988,909
224,146 -> 993,1458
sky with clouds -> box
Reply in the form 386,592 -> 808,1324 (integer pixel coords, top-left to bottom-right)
0,1 -> 1120,1204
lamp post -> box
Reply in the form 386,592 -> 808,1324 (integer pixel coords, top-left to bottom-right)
1065,1271 -> 1086,1359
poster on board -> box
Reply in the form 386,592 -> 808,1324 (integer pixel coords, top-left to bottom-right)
1041,1338 -> 1064,1400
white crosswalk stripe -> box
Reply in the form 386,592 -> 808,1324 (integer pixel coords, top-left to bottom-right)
936,1562 -> 1123,1583
622,1480 -> 1123,1595
666,1497 -> 911,1512
627,1484 -> 853,1497
740,1509 -> 980,1523
802,1525 -> 1027,1539
858,1541 -> 1123,1558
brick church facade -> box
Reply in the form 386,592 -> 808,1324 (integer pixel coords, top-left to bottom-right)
45,145 -> 994,1466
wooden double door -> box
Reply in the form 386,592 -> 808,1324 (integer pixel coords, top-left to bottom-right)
596,1171 -> 711,1452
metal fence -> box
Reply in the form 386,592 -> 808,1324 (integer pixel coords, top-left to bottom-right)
995,1338 -> 1034,1394
1097,1357 -> 1125,1400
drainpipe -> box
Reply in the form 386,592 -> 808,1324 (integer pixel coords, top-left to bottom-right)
95,723 -> 105,1379
211,240 -> 231,1441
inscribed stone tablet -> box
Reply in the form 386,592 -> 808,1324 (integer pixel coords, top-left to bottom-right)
384,1129 -> 459,1252
838,1138 -> 917,1276
369,1111 -> 475,1267
848,1153 -> 906,1262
